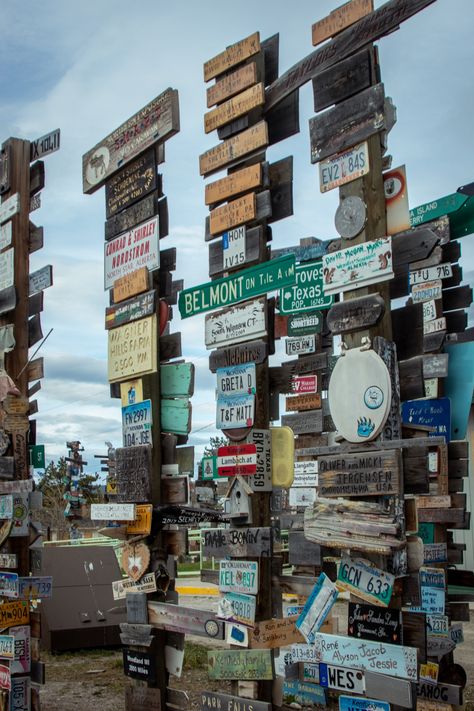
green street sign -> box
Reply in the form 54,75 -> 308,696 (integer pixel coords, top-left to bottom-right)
29,445 -> 45,469
201,456 -> 218,480
179,256 -> 296,319
410,192 -> 468,226
287,311 -> 323,336
279,260 -> 333,314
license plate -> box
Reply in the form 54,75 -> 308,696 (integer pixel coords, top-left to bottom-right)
319,141 -> 369,193
285,335 -> 316,356
319,663 -> 365,693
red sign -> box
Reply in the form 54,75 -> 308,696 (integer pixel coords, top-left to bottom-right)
292,375 -> 318,394
217,444 -> 257,477
0,663 -> 10,690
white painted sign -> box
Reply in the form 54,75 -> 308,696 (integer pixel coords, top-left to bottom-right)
28,265 -> 52,296
216,363 -> 256,397
90,503 -> 136,520
285,335 -> 316,356
216,393 -> 254,429
313,633 -> 418,680
409,263 -> 453,286
223,226 -> 246,270
104,216 -> 159,289
423,317 -> 446,335
319,141 -> 369,193
293,461 -> 318,487
296,573 -> 338,643
411,280 -> 442,303
112,572 -> 157,600
423,299 -> 437,322
0,249 -> 14,292
322,237 -> 393,296
205,297 -> 267,349
0,194 -> 20,226
289,488 -> 317,507
218,591 -> 256,627
219,560 -> 258,594
0,222 -> 12,251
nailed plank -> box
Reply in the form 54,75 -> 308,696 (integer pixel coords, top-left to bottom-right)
205,83 -> 265,134
27,358 -> 44,382
266,89 -> 300,146
268,155 -> 293,223
312,0 -> 374,46
443,285 -> 473,312
105,290 -> 156,330
285,393 -> 321,412
28,223 -> 43,254
205,297 -> 267,350
200,692 -> 270,711
148,601 -> 224,640
115,445 -> 152,503
28,314 -> 43,348
313,46 -> 374,112
205,163 -> 263,206
160,332 -> 182,362
327,293 -> 385,334
125,686 -> 162,711
209,192 -> 256,236
318,450 -> 401,497
113,267 -> 149,304
204,32 -> 260,82
207,62 -> 259,108
104,189 -> 161,240
310,83 -> 385,163
288,531 -> 321,566
201,527 -> 272,559
209,340 -> 268,372
105,148 -> 157,219
199,121 -> 268,177
281,410 -> 322,435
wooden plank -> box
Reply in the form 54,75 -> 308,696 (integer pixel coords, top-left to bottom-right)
105,189 -> 161,240
204,32 -> 260,82
28,223 -> 43,253
112,267 -> 149,304
28,291 -> 43,317
160,363 -> 194,398
327,293 -> 385,334
82,88 -> 179,193
207,649 -> 273,680
205,83 -> 265,134
28,314 -> 43,347
105,290 -> 156,330
248,617 -> 303,649
148,601 -> 225,640
206,190 -> 271,240
27,358 -> 43,382
0,286 -> 16,315
285,393 -> 321,411
200,691 -> 270,711
265,0 -> 435,112
268,155 -> 293,223
417,508 -> 465,524
207,62 -> 258,108
209,225 -> 266,276
209,340 -> 268,372
443,285 -> 473,312
281,410 -> 322,434
199,121 -> 268,177
392,304 -> 424,360
312,0 -> 373,46
205,163 -> 262,207
108,315 -> 157,382
161,398 -> 191,436
416,682 -> 462,706
318,450 -> 401,497
399,358 -> 424,401
209,192 -> 256,236
288,531 -> 321,566
105,148 -> 157,219
115,445 -> 152,503
161,476 -> 189,505
201,527 -> 272,559
125,686 -> 161,711
313,46 -> 374,112
266,89 -> 300,146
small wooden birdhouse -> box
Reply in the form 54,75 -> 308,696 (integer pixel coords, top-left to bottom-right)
225,475 -> 253,522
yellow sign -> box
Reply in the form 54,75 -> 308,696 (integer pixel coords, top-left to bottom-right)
0,600 -> 29,630
120,379 -> 144,407
108,315 -> 157,383
271,426 -> 294,488
106,477 -> 117,495
126,504 -> 153,535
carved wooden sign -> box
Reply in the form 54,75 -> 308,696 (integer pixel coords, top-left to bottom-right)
202,527 -> 272,559
115,445 -> 152,502
105,290 -> 156,330
205,298 -> 267,350
318,450 -> 401,497
207,649 -> 273,680
148,601 -> 225,640
104,217 -> 159,290
312,0 -> 373,45
249,617 -> 303,649
108,315 -> 157,382
327,294 -> 385,334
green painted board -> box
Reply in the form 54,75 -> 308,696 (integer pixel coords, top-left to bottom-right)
178,256 -> 296,319
202,456 -> 218,480
410,192 -> 468,226
450,197 -> 474,239
29,445 -> 45,469
418,523 -> 435,545
207,649 -> 273,680
161,398 -> 191,436
160,362 -> 195,398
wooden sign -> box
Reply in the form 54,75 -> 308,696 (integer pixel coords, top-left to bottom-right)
0,194 -> 19,225
148,601 -> 224,640
288,531 -> 321,566
337,557 -> 394,606
199,120 -> 268,177
125,686 -> 161,711
416,682 -> 463,706
126,504 -> 152,535
205,83 -> 265,134
105,189 -> 161,240
204,32 -> 260,82
322,236 -> 393,295
202,527 -> 272,559
319,141 -> 370,193
123,649 -> 156,683
318,450 -> 400,497
115,445 -> 152,503
161,362 -> 194,398
209,192 -> 256,237
286,393 -> 321,412
217,444 -> 257,477
327,294 -> 385,334
249,617 -> 302,649
207,62 -> 258,108
161,398 -> 191,436
281,410 -> 323,435
200,691 -> 270,711
279,260 -> 333,314
312,0 -> 373,45
348,602 -> 401,644
105,148 -> 156,218
108,315 -> 157,382
205,298 -> 267,350
106,290 -> 156,330
90,503 -> 135,520
104,217 -> 159,290
113,267 -> 149,304
207,649 -> 273,680
210,340 -> 267,371
0,249 -> 13,292
314,632 -> 417,680
155,505 -> 226,526
0,481 -> 32,495
219,560 -> 258,594
122,542 -> 150,582
83,88 -> 179,193
411,279 -> 442,303
161,476 -> 189,505
205,163 -> 262,206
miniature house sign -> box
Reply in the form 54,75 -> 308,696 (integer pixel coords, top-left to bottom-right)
329,343 -> 391,442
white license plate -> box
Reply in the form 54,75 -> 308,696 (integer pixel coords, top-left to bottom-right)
285,335 -> 316,356
319,141 -> 369,193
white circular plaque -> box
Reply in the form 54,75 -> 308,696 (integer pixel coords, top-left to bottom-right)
328,346 -> 391,443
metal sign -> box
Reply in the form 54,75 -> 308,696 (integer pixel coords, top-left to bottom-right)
409,262 -> 453,286
322,236 -> 393,295
287,311 -> 323,336
216,394 -> 254,430
245,429 -> 272,492
104,217 -> 160,289
217,444 -> 257,477
17,576 -> 52,599
219,560 -> 258,594
122,400 -> 152,448
279,260 -> 333,314
319,141 -> 369,193
223,226 -> 246,270
411,279 -> 442,303
216,363 -> 256,397
410,191 -> 467,226
339,696 -> 389,711
296,573 -> 338,644
179,255 -> 296,319
285,335 -> 316,356
292,375 -> 318,394
319,663 -> 365,694
401,397 -> 451,441
293,461 -> 318,487
217,591 -> 256,627
337,556 -> 394,606
205,297 -> 267,350
0,249 -> 13,292
29,444 -> 45,469
30,128 -> 60,160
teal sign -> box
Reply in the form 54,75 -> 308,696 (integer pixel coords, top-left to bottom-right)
29,445 -> 45,469
279,260 -> 333,314
179,256 -> 295,319
201,456 -> 218,480
410,192 -> 468,226
445,342 -> 474,440
418,522 -> 435,544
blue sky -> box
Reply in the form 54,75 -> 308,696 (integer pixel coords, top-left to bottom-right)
1,0 -> 473,472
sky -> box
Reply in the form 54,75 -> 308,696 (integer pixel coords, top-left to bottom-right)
1,0 -> 473,475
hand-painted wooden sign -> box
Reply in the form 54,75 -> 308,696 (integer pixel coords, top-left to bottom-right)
312,0 -> 373,45
205,163 -> 262,205
416,682 -> 462,706
207,60 -> 258,108
113,266 -> 149,303
411,279 -> 442,303
105,148 -> 156,218
115,445 -> 152,503
318,450 -> 400,497
339,696 -> 389,711
148,601 -> 224,639
207,649 -> 273,680
279,260 -> 333,314
423,543 -> 447,564
217,444 -> 257,477
155,505 -> 227,526
216,394 -> 254,430
409,262 -> 453,286
249,617 -> 303,649
348,602 -> 401,644
17,577 -> 52,599
209,340 -> 268,372
205,83 -> 265,135
199,120 -> 268,177
161,476 -> 189,505
205,297 -> 267,350
106,290 -> 156,330
204,32 -> 260,82
209,193 -> 256,237
327,294 -> 385,335
82,87 -> 179,193
179,255 -> 295,319
322,237 -> 393,295
281,410 -> 322,435
108,315 -> 157,383
123,649 -> 156,683
202,527 -> 272,559
285,335 -> 316,356
200,691 -> 270,711
337,557 -> 394,606
122,399 -> 152,447
296,573 -> 338,643
401,398 -> 451,441
283,680 -> 327,706
90,503 -> 136,520
219,560 -> 258,594
104,217 -> 159,290
286,393 -> 322,412
314,633 -> 417,680
216,363 -> 256,397
217,591 -> 256,627
319,141 -> 369,193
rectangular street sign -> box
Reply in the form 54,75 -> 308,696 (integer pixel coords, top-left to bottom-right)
319,141 -> 369,192
30,128 -> 60,161
217,444 -> 257,477
179,255 -> 296,319
279,260 -> 333,314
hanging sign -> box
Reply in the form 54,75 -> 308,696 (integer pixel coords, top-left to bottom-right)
322,237 -> 393,295
223,226 -> 246,270
279,260 -> 333,314
319,141 -> 369,193
217,592 -> 256,627
104,217 -> 159,290
217,444 -> 257,477
219,560 -> 258,594
287,311 -> 323,336
337,557 -> 394,607
409,263 -> 453,286
122,399 -> 152,447
216,363 -> 256,397
401,398 -> 451,442
411,279 -> 442,303
296,573 -> 338,643
285,335 -> 316,356
216,394 -> 254,430
108,315 -> 157,383
205,298 -> 267,349
348,602 -> 401,644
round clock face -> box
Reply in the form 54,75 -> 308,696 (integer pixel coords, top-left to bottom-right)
334,196 -> 367,240
205,619 -> 219,637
